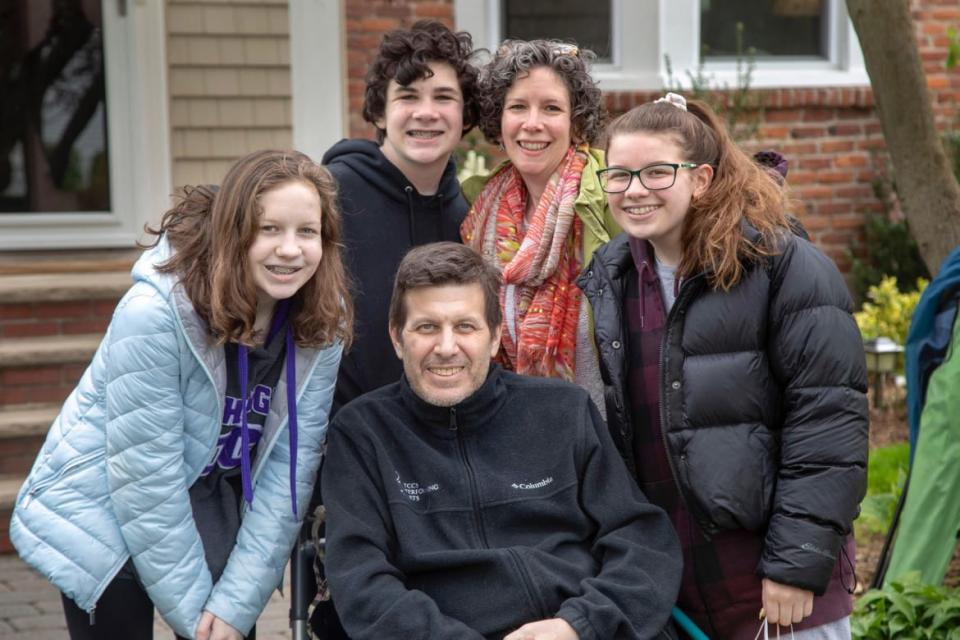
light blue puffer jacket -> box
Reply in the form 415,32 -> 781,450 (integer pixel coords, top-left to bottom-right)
10,241 -> 342,638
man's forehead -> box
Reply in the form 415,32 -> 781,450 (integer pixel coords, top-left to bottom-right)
403,283 -> 486,320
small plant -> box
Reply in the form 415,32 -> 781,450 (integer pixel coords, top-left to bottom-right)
852,574 -> 960,639
855,276 -> 927,345
455,129 -> 494,183
855,442 -> 909,539
947,26 -> 959,70
849,212 -> 931,302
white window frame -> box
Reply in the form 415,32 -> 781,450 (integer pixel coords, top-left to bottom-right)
0,0 -> 172,251
289,0 -> 347,162
454,0 -> 867,93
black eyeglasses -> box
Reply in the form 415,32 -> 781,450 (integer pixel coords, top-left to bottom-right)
596,163 -> 700,193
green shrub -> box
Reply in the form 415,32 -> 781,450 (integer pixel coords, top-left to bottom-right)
852,575 -> 960,639
856,442 -> 909,539
849,212 -> 930,303
855,276 -> 927,345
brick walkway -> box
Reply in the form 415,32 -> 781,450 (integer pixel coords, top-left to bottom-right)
0,554 -> 294,639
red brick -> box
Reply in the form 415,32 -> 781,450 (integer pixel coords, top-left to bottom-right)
1,366 -> 62,386
828,123 -> 863,136
796,186 -> 833,200
764,109 -> 805,123
2,322 -> 61,338
832,214 -> 867,229
821,140 -> 855,153
93,300 -> 120,315
34,301 -> 92,319
802,109 -> 834,122
798,214 -> 830,231
791,126 -> 827,138
818,171 -> 855,183
62,319 -> 110,335
0,304 -> 33,320
797,157 -> 831,170
836,185 -> 874,199
759,125 -> 789,140
858,138 -> 887,151
834,154 -> 868,168
816,202 -> 855,216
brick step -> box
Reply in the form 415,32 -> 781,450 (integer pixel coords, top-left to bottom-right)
0,271 -> 131,304
0,271 -> 128,339
0,333 -> 102,368
0,248 -> 139,276
0,404 -> 55,477
0,404 -> 58,440
0,334 -> 101,407
0,473 -> 25,553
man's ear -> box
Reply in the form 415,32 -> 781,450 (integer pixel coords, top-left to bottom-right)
489,324 -> 502,359
388,324 -> 404,360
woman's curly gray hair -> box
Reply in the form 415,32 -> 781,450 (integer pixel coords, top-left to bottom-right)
476,39 -> 607,146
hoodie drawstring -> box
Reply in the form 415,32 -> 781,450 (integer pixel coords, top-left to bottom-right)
236,299 -> 298,515
404,186 -> 415,244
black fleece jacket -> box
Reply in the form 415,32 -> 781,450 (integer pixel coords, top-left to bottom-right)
322,365 -> 682,640
322,139 -> 468,411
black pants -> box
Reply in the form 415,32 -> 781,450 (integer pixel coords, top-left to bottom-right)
62,574 -> 256,640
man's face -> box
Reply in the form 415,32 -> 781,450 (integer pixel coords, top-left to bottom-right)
377,61 -> 464,182
389,283 -> 501,407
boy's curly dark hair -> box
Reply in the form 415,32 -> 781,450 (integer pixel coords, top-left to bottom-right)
476,40 -> 607,146
362,20 -> 480,142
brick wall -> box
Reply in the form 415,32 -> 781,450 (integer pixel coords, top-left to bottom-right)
167,0 -> 294,187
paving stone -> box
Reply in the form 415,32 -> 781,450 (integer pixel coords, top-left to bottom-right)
7,613 -> 66,630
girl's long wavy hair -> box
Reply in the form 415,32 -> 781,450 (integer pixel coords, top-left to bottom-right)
604,99 -> 792,290
144,149 -> 353,348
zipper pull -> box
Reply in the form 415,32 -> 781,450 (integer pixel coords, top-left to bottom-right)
449,407 -> 458,431
89,605 -> 96,625
22,490 -> 34,509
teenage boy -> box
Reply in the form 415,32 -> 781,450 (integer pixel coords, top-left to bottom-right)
323,20 -> 480,410
321,243 -> 682,640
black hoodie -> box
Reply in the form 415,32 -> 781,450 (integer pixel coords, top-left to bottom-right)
322,139 -> 469,411
322,365 -> 682,640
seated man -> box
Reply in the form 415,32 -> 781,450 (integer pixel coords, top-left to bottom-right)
322,242 -> 682,640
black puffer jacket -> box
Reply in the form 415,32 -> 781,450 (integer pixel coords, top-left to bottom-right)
577,229 -> 869,593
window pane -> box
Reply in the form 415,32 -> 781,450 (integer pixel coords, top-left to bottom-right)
0,0 -> 111,213
701,0 -> 825,59
502,0 -> 612,63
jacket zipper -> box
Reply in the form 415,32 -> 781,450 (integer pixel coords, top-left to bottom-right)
507,548 -> 550,619
21,450 -> 104,509
449,408 -> 489,548
659,273 -> 719,633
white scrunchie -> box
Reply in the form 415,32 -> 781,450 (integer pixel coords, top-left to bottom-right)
654,92 -> 687,111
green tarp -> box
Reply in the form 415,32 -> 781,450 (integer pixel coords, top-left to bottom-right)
884,307 -> 960,585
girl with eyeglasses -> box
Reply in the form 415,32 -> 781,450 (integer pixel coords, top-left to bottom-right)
579,94 -> 868,639
461,40 -> 620,416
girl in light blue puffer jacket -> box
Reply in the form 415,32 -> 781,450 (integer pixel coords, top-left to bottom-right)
11,150 -> 353,640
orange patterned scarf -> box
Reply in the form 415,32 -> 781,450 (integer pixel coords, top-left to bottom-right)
461,145 -> 587,380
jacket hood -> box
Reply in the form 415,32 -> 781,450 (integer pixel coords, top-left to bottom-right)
322,138 -> 464,205
131,238 -> 178,296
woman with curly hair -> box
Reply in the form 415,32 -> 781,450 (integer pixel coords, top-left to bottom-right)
461,40 -> 618,411
11,150 -> 352,640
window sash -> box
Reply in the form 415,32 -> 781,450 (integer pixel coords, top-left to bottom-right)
0,0 -> 171,251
